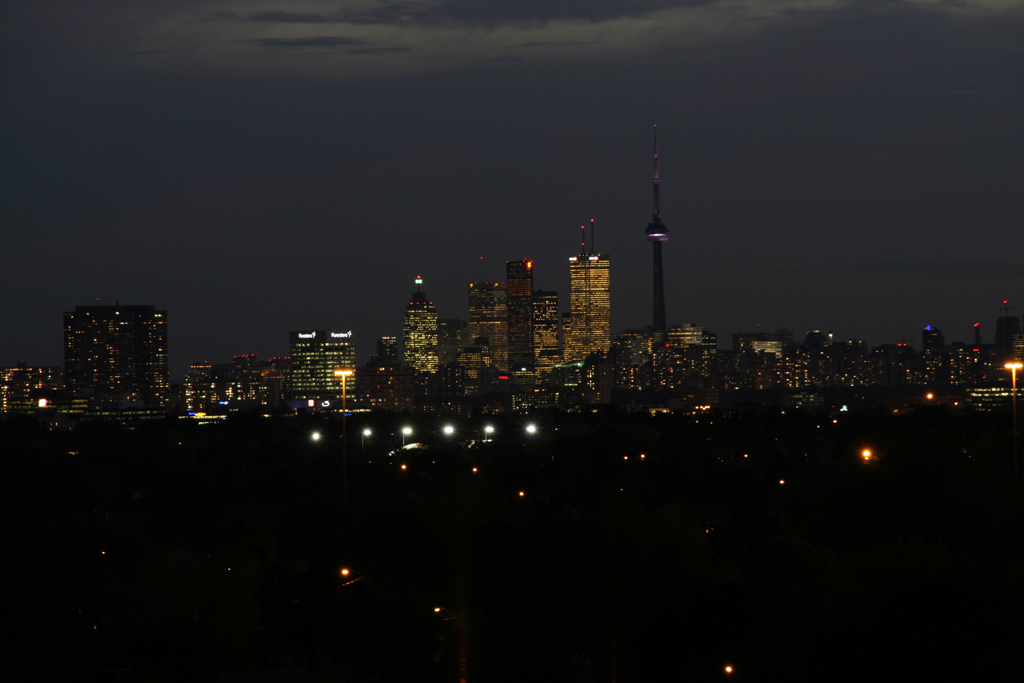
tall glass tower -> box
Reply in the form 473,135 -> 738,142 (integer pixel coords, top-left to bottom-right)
402,277 -> 439,373
564,253 -> 611,363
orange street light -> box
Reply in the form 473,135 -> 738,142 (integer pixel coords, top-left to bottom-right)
335,368 -> 355,507
1006,362 -> 1023,489
338,567 -> 367,587
862,449 -> 873,462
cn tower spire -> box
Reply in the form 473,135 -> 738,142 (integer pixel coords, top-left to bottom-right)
653,125 -> 661,219
645,126 -> 669,342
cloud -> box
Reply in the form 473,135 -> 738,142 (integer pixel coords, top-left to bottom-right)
194,11 -> 239,23
245,36 -> 368,49
229,0 -> 716,28
345,46 -> 414,54
511,41 -> 594,47
488,54 -> 528,62
247,11 -> 340,24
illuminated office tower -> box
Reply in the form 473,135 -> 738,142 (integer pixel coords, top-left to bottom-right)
64,304 -> 169,408
564,252 -> 611,363
668,324 -> 702,348
468,282 -> 508,371
506,259 -> 535,373
289,329 -> 356,400
402,277 -> 439,373
533,290 -> 560,378
0,364 -> 64,413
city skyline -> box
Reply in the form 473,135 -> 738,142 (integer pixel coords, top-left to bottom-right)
2,1 -> 1022,373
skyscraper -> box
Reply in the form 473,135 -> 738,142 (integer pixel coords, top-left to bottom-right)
64,304 -> 169,408
645,127 -> 669,345
506,259 -> 535,373
922,325 -> 944,352
377,336 -> 399,365
468,282 -> 508,371
437,318 -> 467,366
402,277 -> 439,373
533,290 -> 560,379
995,304 -> 1021,363
289,330 -> 356,400
564,252 -> 611,363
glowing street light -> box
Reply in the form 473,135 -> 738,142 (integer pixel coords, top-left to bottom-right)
402,426 -> 412,447
862,449 -> 873,462
433,605 -> 468,681
1007,362 -> 1023,489
335,368 -> 355,507
443,425 -> 455,436
525,424 -> 537,435
362,428 -> 371,450
311,432 -> 321,442
338,567 -> 367,587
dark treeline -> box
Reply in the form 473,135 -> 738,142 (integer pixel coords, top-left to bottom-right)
2,407 -> 1023,682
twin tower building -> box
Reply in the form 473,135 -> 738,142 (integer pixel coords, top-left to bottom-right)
401,250 -> 611,385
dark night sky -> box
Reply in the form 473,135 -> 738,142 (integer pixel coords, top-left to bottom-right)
2,0 -> 1022,376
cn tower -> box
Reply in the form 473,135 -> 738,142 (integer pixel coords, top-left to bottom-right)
645,127 -> 668,343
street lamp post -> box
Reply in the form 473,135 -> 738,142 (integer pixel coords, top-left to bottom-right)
1007,362 -> 1023,490
434,606 -> 468,683
335,369 -> 354,507
402,426 -> 412,447
362,428 -> 371,451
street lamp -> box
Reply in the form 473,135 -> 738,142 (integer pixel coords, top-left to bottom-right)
335,368 -> 354,507
484,425 -> 495,439
362,428 -> 371,450
444,425 -> 455,437
1006,362 -> 1023,489
525,424 -> 537,435
338,567 -> 367,587
311,431 -> 321,442
433,606 -> 468,683
402,426 -> 412,447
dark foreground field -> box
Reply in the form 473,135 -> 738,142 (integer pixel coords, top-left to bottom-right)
3,406 -> 1022,681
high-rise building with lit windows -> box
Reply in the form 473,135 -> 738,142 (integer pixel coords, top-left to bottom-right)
63,304 -> 169,408
563,252 -> 610,363
468,282 -> 508,371
668,324 -> 702,348
402,277 -> 439,373
506,259 -> 535,373
289,330 -> 356,400
533,290 -> 560,378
